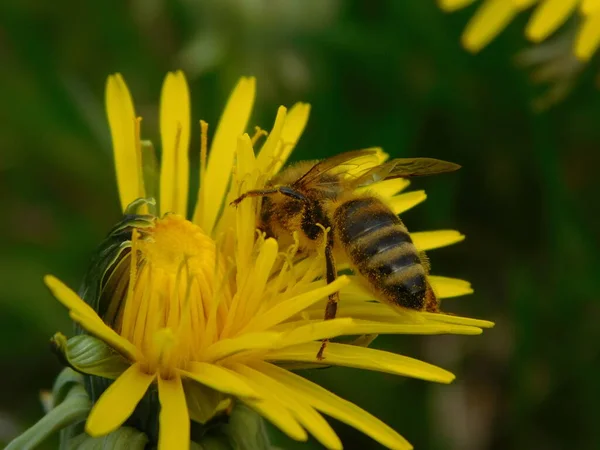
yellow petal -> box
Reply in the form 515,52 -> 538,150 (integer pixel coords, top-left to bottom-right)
525,0 -> 578,42
158,374 -> 189,450
86,363 -> 155,436
255,106 -> 287,173
106,74 -> 144,212
159,71 -> 191,216
256,362 -> 412,450
513,0 -> 538,7
202,332 -> 282,362
411,230 -> 465,251
277,318 -> 355,347
244,398 -> 308,442
388,190 -> 427,215
240,275 -> 350,334
181,362 -> 257,398
45,275 -> 100,320
266,342 -> 454,384
582,0 -> 600,15
235,363 -> 342,449
284,317 -> 482,336
420,311 -> 495,328
69,311 -> 141,361
197,77 -> 256,233
575,12 -> 600,60
234,237 -> 279,328
357,178 -> 410,198
438,0 -> 477,12
271,102 -> 311,174
429,275 -> 474,298
462,0 -> 520,52
215,133 -> 257,279
44,275 -> 140,361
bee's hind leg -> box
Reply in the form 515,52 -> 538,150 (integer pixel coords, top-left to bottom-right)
316,240 -> 339,360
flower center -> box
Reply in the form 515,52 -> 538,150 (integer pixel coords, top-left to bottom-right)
137,214 -> 214,275
118,214 -> 223,377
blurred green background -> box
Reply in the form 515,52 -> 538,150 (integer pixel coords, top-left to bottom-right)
2,1 -> 600,449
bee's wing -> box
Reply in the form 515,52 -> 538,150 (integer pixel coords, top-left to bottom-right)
350,157 -> 461,188
293,149 -> 384,188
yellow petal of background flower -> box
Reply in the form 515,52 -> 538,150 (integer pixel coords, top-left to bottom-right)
44,275 -> 140,360
462,0 -> 520,52
197,77 -> 256,233
525,0 -> 578,42
388,190 -> 427,214
411,230 -> 465,251
575,12 -> 600,60
271,102 -> 311,174
86,363 -> 155,436
159,71 -> 191,216
106,74 -> 144,212
158,374 -> 189,450
235,363 -> 342,450
429,275 -> 474,298
182,362 -> 257,398
266,342 -> 455,384
256,362 -> 412,450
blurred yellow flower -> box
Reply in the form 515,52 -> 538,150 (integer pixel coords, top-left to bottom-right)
439,0 -> 600,60
44,72 -> 493,450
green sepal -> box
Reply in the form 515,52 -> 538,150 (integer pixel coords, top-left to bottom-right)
5,370 -> 91,450
185,379 -> 232,425
51,332 -> 130,379
78,211 -> 155,323
52,367 -> 85,406
65,426 -> 149,450
194,437 -> 233,450
124,196 -> 157,216
217,403 -> 273,450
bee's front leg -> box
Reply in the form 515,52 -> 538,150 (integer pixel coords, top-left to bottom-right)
230,186 -> 309,207
316,239 -> 339,360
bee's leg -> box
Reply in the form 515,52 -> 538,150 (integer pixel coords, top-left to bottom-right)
424,286 -> 439,313
230,186 -> 309,206
230,188 -> 280,206
316,240 -> 339,360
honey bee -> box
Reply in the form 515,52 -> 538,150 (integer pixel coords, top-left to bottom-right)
231,150 -> 460,358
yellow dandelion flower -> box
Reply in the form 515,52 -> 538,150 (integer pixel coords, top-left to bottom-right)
40,71 -> 493,450
439,0 -> 600,61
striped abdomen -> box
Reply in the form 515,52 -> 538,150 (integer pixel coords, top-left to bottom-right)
334,197 -> 428,310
